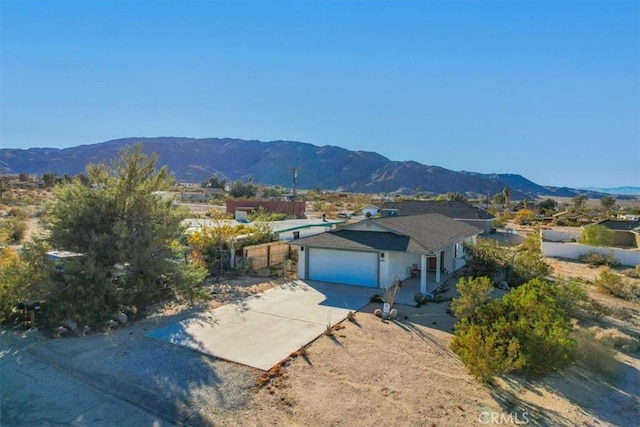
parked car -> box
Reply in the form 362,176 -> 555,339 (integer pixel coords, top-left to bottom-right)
336,212 -> 352,219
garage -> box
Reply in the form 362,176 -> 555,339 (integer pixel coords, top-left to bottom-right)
308,248 -> 378,287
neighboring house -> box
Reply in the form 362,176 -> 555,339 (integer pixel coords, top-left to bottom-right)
291,213 -> 480,295
265,219 -> 344,241
595,219 -> 640,248
226,199 -> 306,219
552,210 -> 594,224
379,200 -> 495,234
361,204 -> 380,217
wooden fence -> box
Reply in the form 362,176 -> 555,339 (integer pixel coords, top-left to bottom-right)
243,241 -> 291,271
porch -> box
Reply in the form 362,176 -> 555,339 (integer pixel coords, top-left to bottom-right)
394,270 -> 459,306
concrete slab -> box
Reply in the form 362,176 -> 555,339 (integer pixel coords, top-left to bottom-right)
146,280 -> 372,371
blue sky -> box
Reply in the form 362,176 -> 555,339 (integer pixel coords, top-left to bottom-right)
1,0 -> 639,188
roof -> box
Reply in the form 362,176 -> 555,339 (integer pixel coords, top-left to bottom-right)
264,219 -> 344,234
292,213 -> 480,255
379,200 -> 494,220
597,219 -> 640,231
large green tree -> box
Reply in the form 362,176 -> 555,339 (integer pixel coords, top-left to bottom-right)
46,145 -> 192,316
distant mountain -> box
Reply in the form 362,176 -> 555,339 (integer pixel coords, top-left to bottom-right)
0,137 -> 635,199
579,186 -> 640,196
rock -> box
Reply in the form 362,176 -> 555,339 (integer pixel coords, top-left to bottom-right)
115,312 -> 127,325
373,308 -> 382,318
389,309 -> 398,319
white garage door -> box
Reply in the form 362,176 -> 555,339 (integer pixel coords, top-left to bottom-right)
308,248 -> 378,287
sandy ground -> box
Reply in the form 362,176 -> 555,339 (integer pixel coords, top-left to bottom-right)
234,259 -> 640,427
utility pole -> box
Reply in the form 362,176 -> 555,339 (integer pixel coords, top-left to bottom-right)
288,167 -> 300,201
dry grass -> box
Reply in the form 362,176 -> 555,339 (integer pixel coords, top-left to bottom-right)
573,330 -> 620,378
589,326 -> 640,353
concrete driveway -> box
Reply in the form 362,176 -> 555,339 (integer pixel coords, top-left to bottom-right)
146,280 -> 372,371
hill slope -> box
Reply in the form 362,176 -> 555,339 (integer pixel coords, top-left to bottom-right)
0,137 -> 625,198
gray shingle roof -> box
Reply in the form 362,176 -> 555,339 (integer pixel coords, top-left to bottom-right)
597,219 -> 640,231
293,213 -> 480,255
379,200 -> 494,220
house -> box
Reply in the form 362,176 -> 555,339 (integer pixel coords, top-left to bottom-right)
379,200 -> 495,234
265,219 -> 345,241
360,204 -> 380,217
595,219 -> 640,248
291,213 -> 480,295
552,210 -> 594,225
225,199 -> 306,219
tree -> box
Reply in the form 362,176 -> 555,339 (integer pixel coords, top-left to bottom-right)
450,276 -> 493,319
492,192 -> 505,206
463,240 -> 510,281
42,172 -> 57,187
229,180 -> 258,198
503,187 -> 511,212
537,198 -> 557,214
508,250 -> 551,287
447,192 -> 466,202
571,194 -> 588,213
600,196 -> 616,217
46,145 -> 191,321
581,224 -> 615,247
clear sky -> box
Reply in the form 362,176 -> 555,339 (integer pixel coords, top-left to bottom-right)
1,0 -> 639,188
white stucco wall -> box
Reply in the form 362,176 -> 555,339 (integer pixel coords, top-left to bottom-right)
383,251 -> 420,287
541,242 -> 640,267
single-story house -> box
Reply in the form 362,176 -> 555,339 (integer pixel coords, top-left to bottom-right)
379,200 -> 495,234
552,210 -> 595,224
226,199 -> 306,219
291,213 -> 480,295
595,219 -> 640,248
265,219 -> 345,241
361,204 -> 380,217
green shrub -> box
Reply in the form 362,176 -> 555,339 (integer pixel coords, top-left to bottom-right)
450,276 -> 493,318
451,279 -> 576,382
508,251 -> 551,287
578,250 -> 619,267
594,270 -> 639,301
581,224 -> 615,247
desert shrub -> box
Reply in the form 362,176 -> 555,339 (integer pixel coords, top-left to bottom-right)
573,330 -> 619,377
581,224 -> 615,247
589,326 -> 639,353
578,250 -> 619,267
170,262 -> 209,304
6,207 -> 29,220
463,240 -> 510,280
508,251 -> 551,287
451,279 -> 576,382
0,217 -> 27,244
623,265 -> 640,279
450,276 -> 493,318
594,270 -> 639,301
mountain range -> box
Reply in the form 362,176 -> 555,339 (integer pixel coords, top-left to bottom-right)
0,137 -> 634,199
